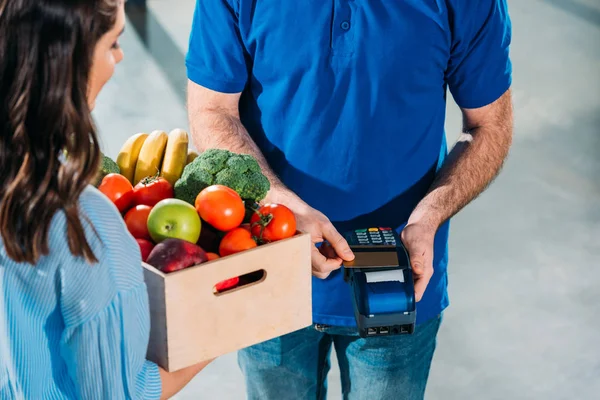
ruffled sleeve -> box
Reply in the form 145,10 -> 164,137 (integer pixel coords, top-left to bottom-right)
57,187 -> 163,399
59,284 -> 162,400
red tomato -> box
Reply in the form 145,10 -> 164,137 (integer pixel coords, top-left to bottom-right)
136,238 -> 154,262
251,204 -> 297,242
115,190 -> 135,214
215,277 -> 240,292
219,227 -> 257,257
98,173 -> 134,213
133,176 -> 174,207
124,205 -> 152,240
206,252 -> 220,261
195,185 -> 245,232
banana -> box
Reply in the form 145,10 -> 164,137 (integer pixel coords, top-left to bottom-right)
186,150 -> 199,165
160,129 -> 189,185
116,132 -> 149,184
134,130 -> 169,185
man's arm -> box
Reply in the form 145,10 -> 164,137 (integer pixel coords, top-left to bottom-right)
187,81 -> 355,277
411,89 -> 513,229
186,81 -> 286,196
402,89 -> 513,301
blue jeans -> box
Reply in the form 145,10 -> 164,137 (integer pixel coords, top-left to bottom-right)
238,314 -> 442,400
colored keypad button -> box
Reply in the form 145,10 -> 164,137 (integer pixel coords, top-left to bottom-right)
368,228 -> 379,232
355,229 -> 367,233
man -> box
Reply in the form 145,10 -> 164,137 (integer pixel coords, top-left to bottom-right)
186,1 -> 513,399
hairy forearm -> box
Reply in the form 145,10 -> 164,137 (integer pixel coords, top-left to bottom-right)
410,91 -> 513,229
189,107 -> 285,189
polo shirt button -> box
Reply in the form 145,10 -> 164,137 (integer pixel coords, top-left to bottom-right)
341,21 -> 350,30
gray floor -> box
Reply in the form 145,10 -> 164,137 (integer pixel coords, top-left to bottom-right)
93,1 -> 600,399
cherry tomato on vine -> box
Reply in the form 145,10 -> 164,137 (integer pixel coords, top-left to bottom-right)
133,175 -> 174,207
251,203 -> 297,242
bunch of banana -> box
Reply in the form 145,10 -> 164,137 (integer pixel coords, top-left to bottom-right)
117,128 -> 193,186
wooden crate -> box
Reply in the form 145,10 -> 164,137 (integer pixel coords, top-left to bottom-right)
142,232 -> 313,371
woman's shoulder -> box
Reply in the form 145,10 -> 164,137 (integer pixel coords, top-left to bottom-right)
50,185 -> 130,255
78,184 -> 123,223
70,185 -> 143,283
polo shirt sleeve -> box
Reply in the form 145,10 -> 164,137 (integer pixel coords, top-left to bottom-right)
186,0 -> 248,93
446,0 -> 512,109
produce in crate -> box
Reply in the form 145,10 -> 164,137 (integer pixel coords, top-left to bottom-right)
194,185 -> 245,232
147,198 -> 202,244
186,150 -> 199,165
124,205 -> 152,240
146,238 -> 208,273
133,175 -> 174,207
116,132 -> 148,183
98,131 -> 300,294
136,238 -> 154,262
196,222 -> 221,254
93,153 -> 120,187
159,129 -> 189,185
97,173 -> 134,213
133,130 -> 169,185
219,227 -> 258,257
214,276 -> 240,292
174,148 -> 270,205
116,129 -> 191,187
250,203 -> 297,242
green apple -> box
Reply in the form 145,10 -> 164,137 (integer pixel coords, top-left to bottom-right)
147,199 -> 202,244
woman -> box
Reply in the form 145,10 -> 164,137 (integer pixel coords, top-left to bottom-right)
0,1 -> 210,398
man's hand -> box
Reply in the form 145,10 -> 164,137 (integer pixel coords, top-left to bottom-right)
266,188 -> 355,279
187,82 -> 354,279
401,221 -> 436,302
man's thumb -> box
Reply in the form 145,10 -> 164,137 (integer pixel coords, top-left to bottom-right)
408,249 -> 427,274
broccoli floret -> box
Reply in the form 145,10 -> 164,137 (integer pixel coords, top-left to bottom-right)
174,165 -> 214,204
225,153 -> 261,174
94,153 -> 120,187
197,148 -> 230,174
235,171 -> 270,202
241,154 -> 261,173
174,148 -> 270,204
225,155 -> 251,174
215,169 -> 246,194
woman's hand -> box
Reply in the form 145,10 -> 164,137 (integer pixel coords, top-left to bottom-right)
158,358 -> 215,400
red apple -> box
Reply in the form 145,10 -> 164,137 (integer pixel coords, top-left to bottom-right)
146,238 -> 208,273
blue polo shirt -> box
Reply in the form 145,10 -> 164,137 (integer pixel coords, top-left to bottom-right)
186,0 -> 512,327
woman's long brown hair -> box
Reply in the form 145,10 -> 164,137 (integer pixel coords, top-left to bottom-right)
0,0 -> 119,264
